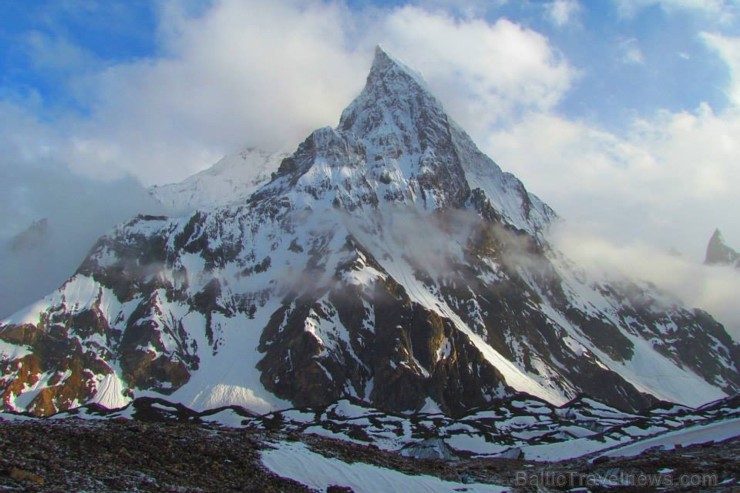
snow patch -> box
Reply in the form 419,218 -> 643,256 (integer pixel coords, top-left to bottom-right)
597,417 -> 740,459
0,340 -> 31,360
89,373 -> 131,410
261,440 -> 507,493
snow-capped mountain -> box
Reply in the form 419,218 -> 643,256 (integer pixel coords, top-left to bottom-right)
149,148 -> 286,212
1,47 -> 737,417
705,228 -> 740,269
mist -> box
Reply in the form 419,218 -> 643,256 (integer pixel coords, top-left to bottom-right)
552,223 -> 740,341
0,156 -> 163,319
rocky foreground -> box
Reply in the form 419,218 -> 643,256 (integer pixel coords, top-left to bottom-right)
0,413 -> 737,492
0,417 -> 308,492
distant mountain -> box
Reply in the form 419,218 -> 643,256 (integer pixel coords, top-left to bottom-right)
8,218 -> 51,252
705,229 -> 740,269
149,149 -> 286,212
0,174 -> 163,321
1,47 -> 737,417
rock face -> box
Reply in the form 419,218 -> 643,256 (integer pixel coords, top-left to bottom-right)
705,229 -> 740,269
1,47 -> 738,417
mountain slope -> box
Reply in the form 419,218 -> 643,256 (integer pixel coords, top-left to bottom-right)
1,47 -> 737,417
149,148 -> 286,212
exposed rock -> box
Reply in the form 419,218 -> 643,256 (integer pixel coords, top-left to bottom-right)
705,228 -> 740,269
9,466 -> 44,485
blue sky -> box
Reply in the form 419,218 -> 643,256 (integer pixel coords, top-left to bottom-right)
0,2 -> 153,110
1,0 -> 740,322
0,1 -> 734,127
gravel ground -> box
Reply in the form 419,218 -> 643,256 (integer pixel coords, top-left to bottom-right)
0,418 -> 309,492
0,417 -> 737,492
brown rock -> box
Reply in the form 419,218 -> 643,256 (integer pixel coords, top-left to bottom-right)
9,466 -> 44,485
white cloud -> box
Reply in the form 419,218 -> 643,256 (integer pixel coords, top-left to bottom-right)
61,0 -> 369,184
701,32 -> 740,106
618,37 -> 645,64
4,1 -> 576,187
486,102 -> 740,260
553,225 -> 740,340
546,0 -> 582,27
378,7 -> 575,137
0,102 -> 162,319
481,21 -> 740,263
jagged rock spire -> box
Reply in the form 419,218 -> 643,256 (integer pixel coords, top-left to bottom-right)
339,45 -> 444,132
334,45 -> 474,209
366,45 -> 427,89
705,228 -> 740,267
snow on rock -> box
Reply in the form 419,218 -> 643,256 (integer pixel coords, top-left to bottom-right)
0,340 -> 31,360
596,417 -> 740,460
89,373 -> 131,410
261,441 -> 508,493
150,148 -> 286,212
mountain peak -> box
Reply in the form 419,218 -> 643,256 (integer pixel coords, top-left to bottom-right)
9,217 -> 51,252
709,228 -> 724,245
705,228 -> 740,267
369,45 -> 419,80
371,44 -> 392,68
340,47 -> 438,132
259,47 -> 553,227
331,47 -> 474,209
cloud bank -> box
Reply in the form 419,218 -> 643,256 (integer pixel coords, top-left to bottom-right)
0,154 -> 162,319
553,224 -> 740,340
10,1 -> 576,186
